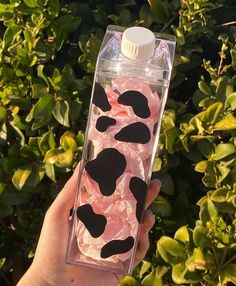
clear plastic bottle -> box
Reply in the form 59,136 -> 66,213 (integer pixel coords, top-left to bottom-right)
66,25 -> 176,275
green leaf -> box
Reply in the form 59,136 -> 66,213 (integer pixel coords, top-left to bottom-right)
162,109 -> 176,130
0,183 -> 5,195
39,131 -> 56,155
1,189 -> 29,205
217,165 -> 231,183
31,117 -> 52,131
32,83 -> 48,99
0,258 -> 6,269
24,165 -> 45,188
155,266 -> 168,279
23,30 -> 33,44
175,27 -> 185,46
0,3 -> 15,14
139,260 -> 152,279
45,163 -> 56,182
44,149 -> 60,164
148,0 -> 170,23
211,143 -> 236,161
207,199 -> 218,220
172,263 -> 202,284
56,149 -> 73,167
69,101 -> 81,122
154,172 -> 175,196
2,24 -> 22,49
52,15 -> 81,50
214,115 -> 236,131
76,131 -> 84,146
60,132 -> 77,152
150,195 -> 172,217
0,123 -> 7,145
44,149 -> 73,167
152,157 -> 162,172
3,24 -> 22,49
10,123 -> 25,146
0,201 -> 13,218
53,99 -> 70,127
23,0 -> 37,8
174,226 -> 190,243
230,46 -> 236,71
196,140 -> 214,157
211,188 -> 229,203
0,106 -> 7,121
139,4 -> 153,28
118,276 -> 139,286
198,80 -> 212,96
164,127 -> 179,154
48,0 -> 60,17
199,198 -> 211,224
186,248 -> 206,271
174,192 -> 190,218
193,226 -> 211,248
225,93 -> 236,110
37,65 -> 49,86
195,160 -> 208,173
220,264 -> 236,284
12,167 -> 32,190
33,94 -> 55,119
142,269 -> 163,286
194,102 -> 223,125
172,263 -> 188,284
157,236 -> 187,264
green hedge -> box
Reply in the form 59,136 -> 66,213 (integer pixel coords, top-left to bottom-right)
0,0 -> 236,285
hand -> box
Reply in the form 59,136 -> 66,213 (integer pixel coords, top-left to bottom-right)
17,164 -> 160,286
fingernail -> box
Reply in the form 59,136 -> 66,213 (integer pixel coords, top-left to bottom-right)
145,209 -> 153,216
150,179 -> 161,189
144,210 -> 155,233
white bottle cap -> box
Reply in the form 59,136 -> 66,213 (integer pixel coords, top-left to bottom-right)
121,26 -> 155,60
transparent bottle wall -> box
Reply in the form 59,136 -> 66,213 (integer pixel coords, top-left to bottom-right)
66,74 -> 168,274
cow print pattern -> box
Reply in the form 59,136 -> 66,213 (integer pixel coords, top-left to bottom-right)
96,116 -> 116,132
129,177 -> 148,223
118,90 -> 150,118
77,81 -> 157,260
101,237 -> 134,259
77,204 -> 107,238
114,122 -> 151,144
85,148 -> 127,196
93,83 -> 112,112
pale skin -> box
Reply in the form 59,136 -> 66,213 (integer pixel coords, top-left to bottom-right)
17,164 -> 160,286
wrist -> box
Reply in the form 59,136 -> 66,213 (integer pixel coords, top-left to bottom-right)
17,265 -> 51,286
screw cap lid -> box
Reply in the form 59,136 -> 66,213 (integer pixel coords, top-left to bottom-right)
121,26 -> 155,60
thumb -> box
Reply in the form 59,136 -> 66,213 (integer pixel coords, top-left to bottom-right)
47,163 -> 80,220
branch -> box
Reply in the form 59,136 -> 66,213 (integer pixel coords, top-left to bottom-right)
160,12 -> 179,33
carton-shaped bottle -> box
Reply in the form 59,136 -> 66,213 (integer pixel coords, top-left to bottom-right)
66,25 -> 176,275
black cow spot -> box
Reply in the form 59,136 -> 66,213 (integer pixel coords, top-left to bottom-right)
96,116 -> 116,132
93,83 -> 111,112
101,236 -> 134,259
129,177 -> 148,223
118,90 -> 150,118
114,122 -> 151,144
85,148 -> 126,196
77,204 -> 107,238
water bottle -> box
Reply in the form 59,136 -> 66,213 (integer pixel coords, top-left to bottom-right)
66,25 -> 175,275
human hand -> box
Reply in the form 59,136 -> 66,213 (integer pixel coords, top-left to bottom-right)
17,164 -> 160,286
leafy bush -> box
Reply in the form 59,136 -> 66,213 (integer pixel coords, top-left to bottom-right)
0,0 -> 235,285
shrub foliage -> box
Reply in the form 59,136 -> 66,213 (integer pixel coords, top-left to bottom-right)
0,0 -> 236,285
